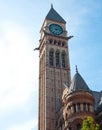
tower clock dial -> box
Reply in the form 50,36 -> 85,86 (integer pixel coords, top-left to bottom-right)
49,24 -> 63,35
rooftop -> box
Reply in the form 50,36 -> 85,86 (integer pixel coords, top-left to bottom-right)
45,5 -> 66,24
69,68 -> 91,93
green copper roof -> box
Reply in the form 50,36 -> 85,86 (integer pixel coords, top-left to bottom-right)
46,6 -> 66,23
69,71 -> 91,93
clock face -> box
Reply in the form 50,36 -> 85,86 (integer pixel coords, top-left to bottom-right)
49,24 -> 63,35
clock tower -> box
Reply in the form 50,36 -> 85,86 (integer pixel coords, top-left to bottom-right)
38,6 -> 71,130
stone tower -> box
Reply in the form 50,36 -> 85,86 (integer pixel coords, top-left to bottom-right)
38,6 -> 71,130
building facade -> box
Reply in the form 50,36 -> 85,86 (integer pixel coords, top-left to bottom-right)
38,6 -> 102,130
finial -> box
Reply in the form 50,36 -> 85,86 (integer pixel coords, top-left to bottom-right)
51,3 -> 53,8
75,65 -> 78,73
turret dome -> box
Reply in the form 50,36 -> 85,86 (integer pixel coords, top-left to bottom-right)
69,69 -> 92,93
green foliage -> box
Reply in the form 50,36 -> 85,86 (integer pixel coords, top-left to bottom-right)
81,116 -> 100,130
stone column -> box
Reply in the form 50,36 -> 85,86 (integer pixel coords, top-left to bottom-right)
71,106 -> 74,114
81,103 -> 83,111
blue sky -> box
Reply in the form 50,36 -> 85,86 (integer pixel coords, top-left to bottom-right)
0,0 -> 102,130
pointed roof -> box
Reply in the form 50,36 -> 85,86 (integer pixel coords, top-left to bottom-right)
69,69 -> 91,93
45,5 -> 66,24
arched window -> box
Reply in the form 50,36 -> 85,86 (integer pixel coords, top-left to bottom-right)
49,50 -> 54,66
56,51 -> 60,67
77,123 -> 81,130
77,103 -> 81,112
49,39 -> 53,44
62,52 -> 66,68
58,41 -> 61,46
62,42 -> 65,46
54,40 -> 57,45
73,104 -> 76,113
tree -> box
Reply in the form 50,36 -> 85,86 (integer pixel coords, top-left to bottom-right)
81,116 -> 100,130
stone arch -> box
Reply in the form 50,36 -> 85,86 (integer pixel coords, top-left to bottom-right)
72,118 -> 83,130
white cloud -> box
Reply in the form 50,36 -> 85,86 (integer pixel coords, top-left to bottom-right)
0,20 -> 39,114
7,118 -> 38,130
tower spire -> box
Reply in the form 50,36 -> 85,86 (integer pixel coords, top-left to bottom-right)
75,65 -> 78,73
51,3 -> 53,8
46,5 -> 66,23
